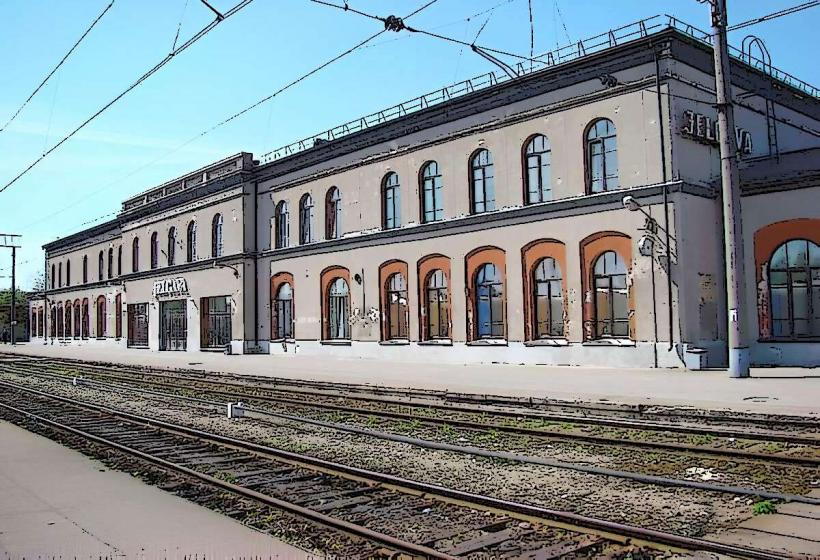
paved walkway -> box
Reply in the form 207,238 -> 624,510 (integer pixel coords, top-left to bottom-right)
0,420 -> 309,558
2,343 -> 819,416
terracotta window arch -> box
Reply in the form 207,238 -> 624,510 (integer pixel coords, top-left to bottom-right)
580,232 -> 633,341
470,149 -> 495,214
132,238 -> 140,272
73,300 -> 80,338
275,201 -> 289,249
418,254 -> 451,341
379,260 -> 409,341
212,214 -> 224,258
150,233 -> 159,269
167,227 -> 177,266
585,118 -> 619,193
465,247 -> 506,340
96,295 -> 106,337
521,239 -> 568,340
420,161 -> 443,223
299,194 -> 314,244
325,187 -> 341,239
187,221 -> 197,262
382,172 -> 401,230
320,266 -> 351,340
523,134 -> 552,204
271,272 -> 295,340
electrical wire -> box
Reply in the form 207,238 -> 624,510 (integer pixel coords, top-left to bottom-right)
0,0 -> 115,133
0,0 -> 255,195
728,1 -> 819,32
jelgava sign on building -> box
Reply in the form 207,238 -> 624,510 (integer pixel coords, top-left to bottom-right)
152,277 -> 189,298
681,110 -> 753,154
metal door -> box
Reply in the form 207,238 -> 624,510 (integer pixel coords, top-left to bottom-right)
160,300 -> 187,351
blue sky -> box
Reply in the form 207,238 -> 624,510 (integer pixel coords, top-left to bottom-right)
1,0 -> 817,289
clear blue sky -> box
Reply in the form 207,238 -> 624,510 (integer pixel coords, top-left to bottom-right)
1,0 -> 817,289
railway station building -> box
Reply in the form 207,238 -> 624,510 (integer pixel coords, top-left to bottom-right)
28,18 -> 820,369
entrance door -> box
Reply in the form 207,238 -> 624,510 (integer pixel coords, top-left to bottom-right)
160,300 -> 187,351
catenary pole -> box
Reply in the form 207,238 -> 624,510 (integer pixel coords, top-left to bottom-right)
709,0 -> 750,377
10,246 -> 16,345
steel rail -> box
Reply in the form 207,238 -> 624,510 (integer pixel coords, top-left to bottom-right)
10,363 -> 819,469
0,378 -> 794,560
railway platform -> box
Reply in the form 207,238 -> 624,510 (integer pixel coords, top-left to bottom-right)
0,419 -> 309,558
2,343 -> 819,416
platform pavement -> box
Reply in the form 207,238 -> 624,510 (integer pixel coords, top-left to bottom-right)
0,420 -> 310,558
2,343 -> 819,416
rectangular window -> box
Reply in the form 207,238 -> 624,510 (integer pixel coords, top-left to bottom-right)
201,296 -> 232,349
127,303 -> 149,347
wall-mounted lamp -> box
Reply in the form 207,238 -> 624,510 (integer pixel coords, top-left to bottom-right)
353,273 -> 363,285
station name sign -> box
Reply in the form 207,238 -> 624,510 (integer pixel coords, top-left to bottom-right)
680,110 -> 753,155
152,277 -> 188,297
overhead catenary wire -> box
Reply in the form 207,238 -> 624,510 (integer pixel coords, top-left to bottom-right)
0,0 -> 256,196
0,0 -> 115,133
727,0 -> 819,32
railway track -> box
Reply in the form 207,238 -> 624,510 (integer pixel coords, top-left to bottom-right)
0,378 -> 794,560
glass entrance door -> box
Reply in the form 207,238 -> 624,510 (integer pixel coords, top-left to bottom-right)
160,300 -> 187,351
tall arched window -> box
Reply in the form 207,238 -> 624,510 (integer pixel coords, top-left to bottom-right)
593,250 -> 629,338
66,260 -> 71,286
532,257 -> 564,338
328,278 -> 350,340
299,194 -> 314,244
275,201 -> 290,248
51,307 -> 57,338
73,300 -> 80,338
586,118 -> 619,193
187,221 -> 197,262
524,135 -> 552,204
64,302 -> 72,338
326,187 -> 341,240
167,227 -> 177,266
425,269 -> 449,339
115,293 -> 122,339
150,233 -> 159,269
51,264 -> 55,289
107,248 -> 113,279
382,172 -> 401,229
117,246 -> 122,276
272,283 -> 294,339
385,273 -> 408,340
96,295 -> 106,337
58,262 -> 63,287
82,256 -> 88,283
420,161 -> 443,223
81,298 -> 89,338
475,263 -> 504,338
212,214 -> 224,258
768,239 -> 820,338
56,306 -> 63,338
132,237 -> 140,272
470,149 -> 495,214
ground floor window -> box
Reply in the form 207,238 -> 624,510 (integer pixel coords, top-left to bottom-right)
201,296 -> 231,349
768,239 -> 820,339
533,257 -> 564,338
475,263 -> 505,338
38,308 -> 44,337
81,299 -> 89,339
115,294 -> 122,339
57,307 -> 64,338
328,278 -> 350,340
385,273 -> 409,340
127,303 -> 149,347
272,283 -> 293,340
593,250 -> 629,338
425,269 -> 449,339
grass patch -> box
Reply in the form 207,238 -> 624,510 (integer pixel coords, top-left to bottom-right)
752,500 -> 778,515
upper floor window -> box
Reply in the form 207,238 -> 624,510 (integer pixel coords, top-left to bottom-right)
150,233 -> 159,269
212,214 -> 223,258
82,255 -> 88,283
768,239 -> 820,339
58,262 -> 63,287
470,149 -> 495,214
66,260 -> 71,286
275,201 -> 289,249
524,135 -> 552,204
326,187 -> 341,240
51,264 -> 55,289
107,248 -> 113,279
167,227 -> 177,266
187,221 -> 197,262
132,237 -> 140,273
586,118 -> 619,193
420,161 -> 443,223
299,194 -> 314,245
98,251 -> 104,281
382,172 -> 401,229
592,250 -> 628,338
117,246 -> 122,276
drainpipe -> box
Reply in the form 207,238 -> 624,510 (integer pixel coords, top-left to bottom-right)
655,47 -> 674,354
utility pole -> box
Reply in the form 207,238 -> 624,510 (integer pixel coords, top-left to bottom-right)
708,0 -> 750,377
1,234 -> 22,346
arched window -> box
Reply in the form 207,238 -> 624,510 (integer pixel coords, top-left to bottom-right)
51,307 -> 57,338
73,300 -> 80,338
167,227 -> 177,266
56,305 -> 63,338
96,295 -> 106,337
532,257 -> 564,338
299,194 -> 314,245
586,118 -> 619,193
328,278 -> 350,340
81,298 -> 89,338
275,201 -> 290,249
98,251 -> 104,280
51,264 -> 55,289
82,256 -> 88,283
38,308 -> 44,337
115,293 -> 122,339
382,172 -> 401,229
475,263 -> 504,338
58,262 -> 63,287
66,260 -> 71,286
470,149 -> 495,214
326,187 -> 341,240
107,247 -> 113,279
420,161 -> 443,223
425,269 -> 449,339
150,233 -> 159,269
187,221 -> 197,262
768,239 -> 820,338
272,283 -> 294,339
385,273 -> 408,340
64,303 -> 72,338
212,214 -> 224,258
117,246 -> 122,276
132,237 -> 140,272
592,250 -> 629,338
524,135 -> 552,204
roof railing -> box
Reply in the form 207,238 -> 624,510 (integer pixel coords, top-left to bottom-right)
258,14 -> 818,165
